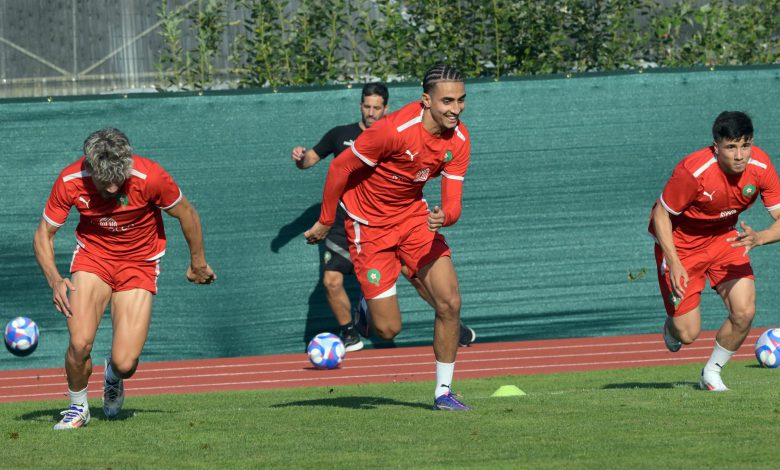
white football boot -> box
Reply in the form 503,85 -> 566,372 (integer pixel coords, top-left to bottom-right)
53,404 -> 90,430
699,368 -> 729,392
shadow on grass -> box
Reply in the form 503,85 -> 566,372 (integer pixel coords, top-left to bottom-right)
271,396 -> 430,410
18,407 -> 173,423
602,381 -> 698,390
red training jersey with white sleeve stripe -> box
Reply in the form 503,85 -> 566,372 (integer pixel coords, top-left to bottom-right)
43,155 -> 182,261
319,101 -> 471,227
649,145 -> 780,247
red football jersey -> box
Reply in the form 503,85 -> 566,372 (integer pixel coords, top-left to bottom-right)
649,145 -> 780,246
338,101 -> 471,226
43,155 -> 182,261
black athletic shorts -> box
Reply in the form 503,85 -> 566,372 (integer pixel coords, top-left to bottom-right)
322,207 -> 354,274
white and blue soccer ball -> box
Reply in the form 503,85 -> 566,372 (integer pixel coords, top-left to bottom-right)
307,332 -> 345,369
755,328 -> 780,368
4,316 -> 39,357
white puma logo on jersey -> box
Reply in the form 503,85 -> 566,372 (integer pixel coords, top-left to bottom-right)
78,196 -> 91,208
405,149 -> 419,161
343,140 -> 354,147
703,190 -> 716,201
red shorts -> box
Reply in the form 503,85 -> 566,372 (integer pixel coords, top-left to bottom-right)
70,245 -> 161,294
344,214 -> 451,299
654,229 -> 752,317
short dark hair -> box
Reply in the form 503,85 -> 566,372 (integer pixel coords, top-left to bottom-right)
712,111 -> 754,142
422,64 -> 464,93
361,82 -> 388,105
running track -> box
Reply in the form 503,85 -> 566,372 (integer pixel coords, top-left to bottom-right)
0,329 -> 764,403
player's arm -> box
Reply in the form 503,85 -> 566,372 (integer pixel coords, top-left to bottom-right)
291,146 -> 322,170
32,219 -> 75,317
304,148 -> 366,244
428,177 -> 463,231
652,202 -> 688,298
729,208 -> 780,253
165,196 -> 216,284
730,156 -> 780,252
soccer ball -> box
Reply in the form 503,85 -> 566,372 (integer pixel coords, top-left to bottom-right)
4,316 -> 39,357
754,328 -> 780,368
307,332 -> 345,369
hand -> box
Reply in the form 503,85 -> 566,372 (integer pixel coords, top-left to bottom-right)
304,221 -> 331,244
52,278 -> 76,318
187,263 -> 216,284
427,205 -> 445,232
668,262 -> 688,300
291,146 -> 306,168
727,220 -> 761,255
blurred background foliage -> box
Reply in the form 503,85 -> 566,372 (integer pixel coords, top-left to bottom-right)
155,0 -> 780,90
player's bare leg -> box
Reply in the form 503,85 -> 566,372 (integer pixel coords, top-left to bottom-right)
55,271 -> 111,430
418,257 -> 460,363
418,256 -> 470,410
103,288 -> 153,417
323,270 -> 363,351
65,272 -> 111,389
403,265 -> 475,347
667,308 -> 702,346
699,278 -> 756,391
323,271 -> 352,326
364,295 -> 403,340
715,278 -> 756,350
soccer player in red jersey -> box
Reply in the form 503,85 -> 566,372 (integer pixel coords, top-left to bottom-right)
650,111 -> 780,391
290,82 -> 476,352
304,64 -> 472,410
33,128 -> 216,429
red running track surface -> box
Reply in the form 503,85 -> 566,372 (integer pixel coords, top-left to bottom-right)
0,329 -> 763,403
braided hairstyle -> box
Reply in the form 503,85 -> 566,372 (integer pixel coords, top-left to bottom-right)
422,64 -> 464,93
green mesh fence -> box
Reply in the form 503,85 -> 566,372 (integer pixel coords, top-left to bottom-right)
3,67 -> 780,369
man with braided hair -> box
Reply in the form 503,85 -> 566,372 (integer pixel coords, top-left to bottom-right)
34,128 -> 216,429
305,64 -> 472,410
290,82 -> 476,352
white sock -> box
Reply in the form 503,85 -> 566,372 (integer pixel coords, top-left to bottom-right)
105,361 -> 121,384
434,361 -> 455,398
69,387 -> 89,409
704,341 -> 735,374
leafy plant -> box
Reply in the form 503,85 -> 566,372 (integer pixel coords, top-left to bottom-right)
155,0 -> 780,90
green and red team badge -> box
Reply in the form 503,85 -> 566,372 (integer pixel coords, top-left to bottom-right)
444,150 -> 453,162
116,193 -> 129,206
742,184 -> 756,198
367,269 -> 381,286
668,293 -> 681,308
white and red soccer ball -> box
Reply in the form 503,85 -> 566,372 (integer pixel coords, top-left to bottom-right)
4,316 -> 39,357
755,328 -> 780,368
307,332 -> 345,369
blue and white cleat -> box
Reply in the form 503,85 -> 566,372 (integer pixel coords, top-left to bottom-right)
433,390 -> 472,411
53,404 -> 90,430
103,356 -> 125,418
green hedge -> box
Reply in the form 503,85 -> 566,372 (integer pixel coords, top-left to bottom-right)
156,0 -> 780,90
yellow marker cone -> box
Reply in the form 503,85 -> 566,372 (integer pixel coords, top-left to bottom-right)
491,385 -> 526,397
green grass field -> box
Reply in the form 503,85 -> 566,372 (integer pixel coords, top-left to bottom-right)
3,360 -> 778,469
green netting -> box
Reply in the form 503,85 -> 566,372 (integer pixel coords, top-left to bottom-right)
3,67 -> 780,369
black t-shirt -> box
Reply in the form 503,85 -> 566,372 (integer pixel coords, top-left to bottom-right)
312,123 -> 362,160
